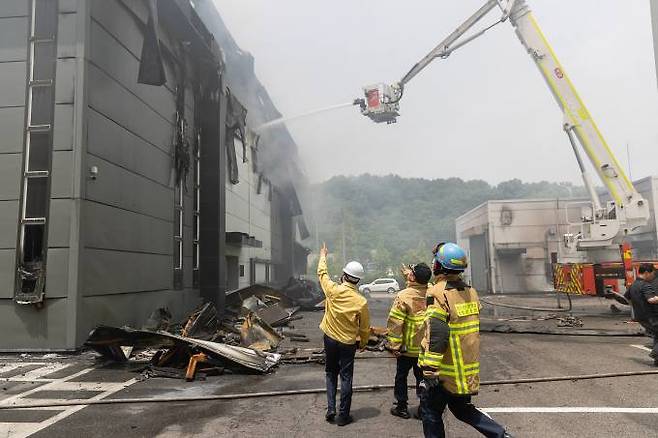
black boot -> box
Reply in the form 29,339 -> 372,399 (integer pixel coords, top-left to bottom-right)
390,404 -> 411,419
325,409 -> 336,423
336,414 -> 354,426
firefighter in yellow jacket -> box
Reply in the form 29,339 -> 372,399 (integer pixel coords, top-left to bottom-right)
418,242 -> 511,438
386,262 -> 433,419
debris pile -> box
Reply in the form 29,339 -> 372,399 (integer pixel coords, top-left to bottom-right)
364,327 -> 389,352
556,315 -> 584,328
279,277 -> 325,310
84,283 -> 319,381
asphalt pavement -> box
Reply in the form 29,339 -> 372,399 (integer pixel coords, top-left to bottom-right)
1,293 -> 657,437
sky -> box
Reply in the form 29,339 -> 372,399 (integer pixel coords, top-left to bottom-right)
211,0 -> 658,185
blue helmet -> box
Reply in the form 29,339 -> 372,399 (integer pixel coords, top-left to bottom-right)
434,242 -> 468,271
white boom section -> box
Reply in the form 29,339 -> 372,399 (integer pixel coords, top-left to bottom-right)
507,1 -> 649,246
399,0 -> 499,86
366,0 -> 650,248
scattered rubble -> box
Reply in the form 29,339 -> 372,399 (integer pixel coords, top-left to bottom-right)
280,277 -> 325,310
556,315 -> 584,328
142,307 -> 173,332
84,283 -> 324,382
182,302 -> 219,339
364,327 -> 389,352
85,326 -> 280,377
240,313 -> 283,351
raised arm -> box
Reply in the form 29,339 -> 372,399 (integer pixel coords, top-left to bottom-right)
317,242 -> 337,299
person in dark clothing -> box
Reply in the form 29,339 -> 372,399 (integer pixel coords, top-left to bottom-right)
323,335 -> 358,423
624,263 -> 658,365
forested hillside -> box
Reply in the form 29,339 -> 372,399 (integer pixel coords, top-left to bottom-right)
306,174 -> 585,280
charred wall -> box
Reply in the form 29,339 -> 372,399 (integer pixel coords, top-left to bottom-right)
195,0 -> 311,283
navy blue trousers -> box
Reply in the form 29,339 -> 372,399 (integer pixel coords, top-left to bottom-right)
324,334 -> 357,416
419,383 -> 506,438
394,355 -> 423,407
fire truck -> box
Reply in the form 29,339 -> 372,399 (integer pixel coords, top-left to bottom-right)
355,0 -> 655,302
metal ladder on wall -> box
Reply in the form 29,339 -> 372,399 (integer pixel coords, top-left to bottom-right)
15,0 -> 59,305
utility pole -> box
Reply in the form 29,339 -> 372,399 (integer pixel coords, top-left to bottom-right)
341,208 -> 347,266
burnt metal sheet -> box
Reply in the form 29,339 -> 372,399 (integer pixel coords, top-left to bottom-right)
85,326 -> 280,373
240,313 -> 282,351
225,284 -> 296,309
137,0 -> 166,86
182,302 -> 218,338
257,304 -> 300,327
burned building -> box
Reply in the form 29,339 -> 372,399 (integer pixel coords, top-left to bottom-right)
0,0 -> 309,350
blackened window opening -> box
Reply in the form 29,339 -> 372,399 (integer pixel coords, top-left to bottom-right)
173,73 -> 189,290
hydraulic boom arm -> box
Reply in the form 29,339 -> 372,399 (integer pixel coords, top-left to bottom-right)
359,0 -> 649,248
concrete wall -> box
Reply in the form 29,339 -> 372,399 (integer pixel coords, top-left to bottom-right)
194,0 -> 307,283
0,0 -> 80,350
0,0 -> 303,350
457,199 -> 582,294
225,137 -> 273,289
77,0 -> 202,342
0,0 -> 206,350
456,203 -> 489,290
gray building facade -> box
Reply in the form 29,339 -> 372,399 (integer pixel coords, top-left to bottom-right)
0,0 -> 308,350
456,177 -> 658,294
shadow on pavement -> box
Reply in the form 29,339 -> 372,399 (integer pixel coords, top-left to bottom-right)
351,406 -> 381,420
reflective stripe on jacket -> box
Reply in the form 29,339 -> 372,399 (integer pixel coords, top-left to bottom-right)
386,282 -> 428,357
419,275 -> 482,395
418,305 -> 448,368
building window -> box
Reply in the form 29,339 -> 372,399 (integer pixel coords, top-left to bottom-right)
239,265 -> 245,277
15,0 -> 59,305
173,180 -> 184,289
192,130 -> 200,287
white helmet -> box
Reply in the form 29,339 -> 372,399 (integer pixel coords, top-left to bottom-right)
342,261 -> 365,280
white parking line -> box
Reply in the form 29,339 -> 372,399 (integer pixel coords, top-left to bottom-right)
0,364 -> 27,376
23,378 -> 138,437
0,367 -> 95,406
484,407 -> 658,414
630,344 -> 652,353
17,363 -> 73,381
0,362 -> 138,438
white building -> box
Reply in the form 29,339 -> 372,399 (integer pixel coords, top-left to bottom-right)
455,177 -> 658,294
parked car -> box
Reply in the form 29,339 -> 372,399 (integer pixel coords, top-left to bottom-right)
359,278 -> 400,295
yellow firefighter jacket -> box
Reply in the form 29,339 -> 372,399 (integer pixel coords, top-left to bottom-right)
419,275 -> 482,395
386,282 -> 428,357
317,255 -> 370,347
